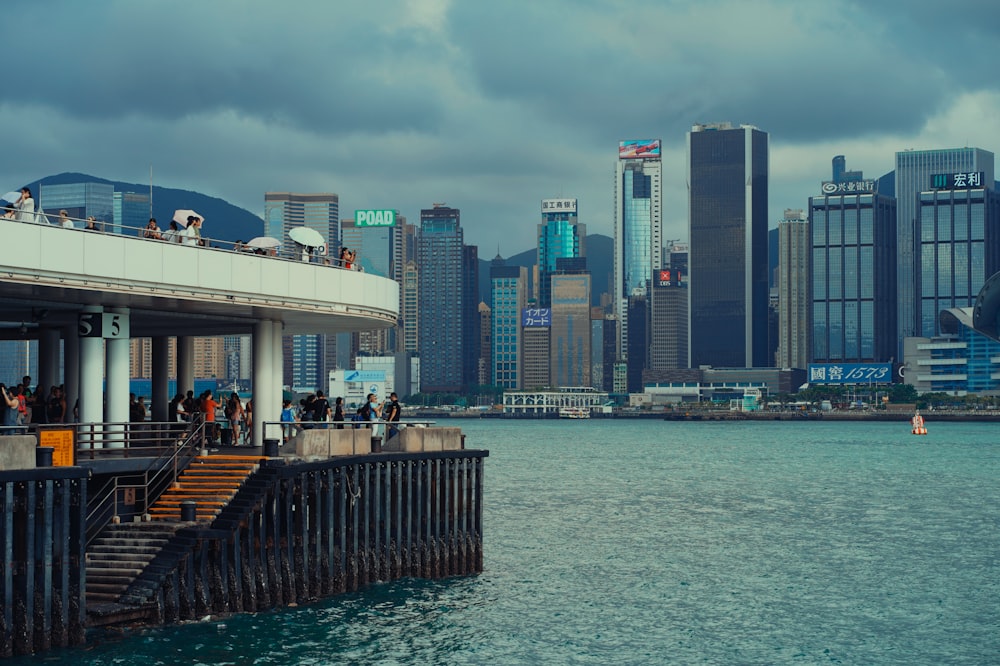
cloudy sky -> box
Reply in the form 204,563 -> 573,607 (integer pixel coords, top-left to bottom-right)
3,0 -> 999,254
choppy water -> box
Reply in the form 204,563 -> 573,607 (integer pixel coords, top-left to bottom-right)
24,420 -> 1000,665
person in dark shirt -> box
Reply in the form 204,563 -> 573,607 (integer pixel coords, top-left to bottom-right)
333,396 -> 346,429
384,392 -> 401,440
311,390 -> 331,427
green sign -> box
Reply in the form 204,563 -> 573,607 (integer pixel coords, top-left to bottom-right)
355,209 -> 396,227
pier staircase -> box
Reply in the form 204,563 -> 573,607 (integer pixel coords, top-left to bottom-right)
86,523 -> 181,607
147,455 -> 263,522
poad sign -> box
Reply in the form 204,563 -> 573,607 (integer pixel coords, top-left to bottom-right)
355,209 -> 396,227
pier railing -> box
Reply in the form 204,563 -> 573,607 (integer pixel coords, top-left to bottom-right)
85,420 -> 207,544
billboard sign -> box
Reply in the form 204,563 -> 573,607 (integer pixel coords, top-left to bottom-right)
820,180 -> 877,195
930,172 -> 985,189
355,209 -> 396,227
618,140 -> 661,159
808,363 -> 892,385
343,370 -> 386,383
522,308 -> 551,328
541,198 -> 577,213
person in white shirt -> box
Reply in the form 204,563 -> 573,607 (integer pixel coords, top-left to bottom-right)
181,216 -> 202,246
57,210 -> 74,228
15,187 -> 37,223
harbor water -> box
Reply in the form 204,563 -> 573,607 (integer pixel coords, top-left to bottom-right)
21,419 -> 1000,664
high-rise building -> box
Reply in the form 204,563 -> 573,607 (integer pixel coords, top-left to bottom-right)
776,209 -> 810,369
550,258 -> 591,388
39,182 -> 113,227
401,260 -> 419,353
0,340 -> 35,387
342,212 -> 406,354
917,172 -> 1000,337
649,268 -> 688,372
521,310 -> 551,390
113,191 -> 151,235
265,192 -> 340,389
490,257 -> 528,389
687,123 -> 769,368
614,140 -> 662,363
538,198 -> 585,308
894,148 -> 994,354
809,177 -> 897,362
416,205 -> 477,392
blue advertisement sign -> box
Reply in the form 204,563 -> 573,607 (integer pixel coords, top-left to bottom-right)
522,308 -> 551,327
808,363 -> 892,384
344,370 -> 385,383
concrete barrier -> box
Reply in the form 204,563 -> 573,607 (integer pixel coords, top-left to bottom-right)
291,426 -> 462,457
0,435 -> 39,470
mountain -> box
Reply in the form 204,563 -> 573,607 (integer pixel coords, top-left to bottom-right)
477,234 -> 612,308
25,172 -> 263,241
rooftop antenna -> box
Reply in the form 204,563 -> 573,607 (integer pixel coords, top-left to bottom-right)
149,165 -> 153,218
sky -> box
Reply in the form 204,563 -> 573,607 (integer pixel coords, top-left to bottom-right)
3,0 -> 999,255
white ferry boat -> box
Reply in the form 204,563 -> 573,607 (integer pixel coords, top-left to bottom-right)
558,407 -> 590,419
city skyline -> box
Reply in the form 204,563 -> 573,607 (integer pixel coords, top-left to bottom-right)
2,1 -> 998,256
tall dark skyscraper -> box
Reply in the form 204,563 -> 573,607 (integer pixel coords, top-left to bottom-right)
687,123 -> 770,368
416,205 -> 478,392
538,198 -> 585,309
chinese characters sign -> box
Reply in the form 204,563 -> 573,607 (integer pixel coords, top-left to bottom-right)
541,199 -> 577,213
821,180 -> 877,195
930,172 -> 985,190
808,363 -> 891,384
522,308 -> 551,328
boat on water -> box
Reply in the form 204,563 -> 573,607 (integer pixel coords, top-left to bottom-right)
911,411 -> 928,435
558,407 -> 591,419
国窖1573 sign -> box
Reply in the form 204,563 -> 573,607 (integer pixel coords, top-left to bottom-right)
808,363 -> 892,384
355,209 -> 396,227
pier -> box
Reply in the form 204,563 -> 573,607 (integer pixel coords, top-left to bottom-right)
0,426 -> 486,657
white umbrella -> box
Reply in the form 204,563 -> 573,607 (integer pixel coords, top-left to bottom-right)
246,236 -> 281,249
288,226 -> 324,248
172,209 -> 203,228
1,191 -> 20,203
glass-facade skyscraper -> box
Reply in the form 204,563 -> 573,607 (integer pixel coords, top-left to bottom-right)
537,198 -> 585,309
113,191 -> 151,235
809,183 -> 897,362
687,123 -> 769,368
39,182 -> 114,227
894,148 -> 994,354
917,179 -> 1000,337
490,258 -> 527,389
341,214 -> 405,354
264,192 -> 340,390
550,258 -> 591,388
417,205 -> 478,393
614,141 -> 662,364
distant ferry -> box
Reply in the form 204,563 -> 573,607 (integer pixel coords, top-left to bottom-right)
559,407 -> 590,419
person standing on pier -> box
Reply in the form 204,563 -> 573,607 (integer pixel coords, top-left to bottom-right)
311,390 -> 331,428
226,392 -> 244,445
384,392 -> 401,440
361,393 -> 382,437
333,396 -> 346,429
202,390 -> 219,444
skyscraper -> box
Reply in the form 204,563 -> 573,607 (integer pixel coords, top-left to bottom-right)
490,256 -> 528,389
776,209 -> 810,369
614,140 -> 662,364
40,182 -> 113,227
687,123 -> 769,368
538,198 -> 585,308
265,192 -> 340,390
894,148 -> 994,354
809,176 -> 897,362
416,205 -> 478,393
917,172 -> 1000,337
550,258 -> 591,388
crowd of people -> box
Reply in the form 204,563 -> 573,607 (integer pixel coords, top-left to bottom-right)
280,391 -> 401,442
1,375 -> 72,431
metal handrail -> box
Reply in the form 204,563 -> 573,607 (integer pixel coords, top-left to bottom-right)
84,419 -> 207,544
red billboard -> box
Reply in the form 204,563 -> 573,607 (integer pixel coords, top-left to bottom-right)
619,140 -> 661,159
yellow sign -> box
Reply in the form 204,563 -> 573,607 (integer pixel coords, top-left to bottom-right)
39,428 -> 75,467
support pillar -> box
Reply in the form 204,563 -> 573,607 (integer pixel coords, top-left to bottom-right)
63,325 -> 79,423
268,320 -> 284,442
151,336 -> 170,422
104,308 -> 130,448
38,327 -> 61,394
251,320 -> 274,448
177,336 -> 195,399
78,306 -> 104,447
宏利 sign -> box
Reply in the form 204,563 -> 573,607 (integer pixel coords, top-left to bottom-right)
930,172 -> 985,190
354,209 -> 396,227
808,363 -> 892,384
820,180 -> 877,195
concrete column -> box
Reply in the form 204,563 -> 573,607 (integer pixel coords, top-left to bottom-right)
78,306 -> 104,447
268,320 -> 284,441
251,319 -> 274,448
39,327 -> 61,393
104,307 -> 130,448
63,325 -> 79,423
151,336 -> 170,422
177,336 -> 195,398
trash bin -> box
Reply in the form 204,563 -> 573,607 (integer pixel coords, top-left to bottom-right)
263,438 -> 280,457
36,446 -> 54,467
370,435 -> 382,453
180,501 -> 197,522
